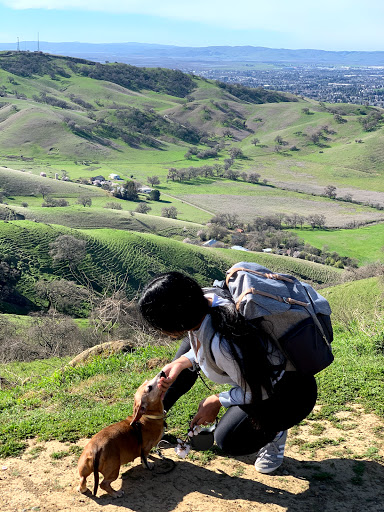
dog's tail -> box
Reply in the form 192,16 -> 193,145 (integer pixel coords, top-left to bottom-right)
93,449 -> 101,496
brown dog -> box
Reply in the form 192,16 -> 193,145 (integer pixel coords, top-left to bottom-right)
77,370 -> 165,498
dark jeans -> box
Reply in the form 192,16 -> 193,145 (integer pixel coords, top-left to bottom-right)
163,337 -> 317,456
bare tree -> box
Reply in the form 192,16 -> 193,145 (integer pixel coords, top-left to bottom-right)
49,235 -> 87,267
147,176 -> 160,187
247,172 -> 261,184
324,185 -> 337,199
307,214 -> 326,229
37,184 -> 51,200
161,206 -> 178,219
35,279 -> 91,316
77,195 -> 92,207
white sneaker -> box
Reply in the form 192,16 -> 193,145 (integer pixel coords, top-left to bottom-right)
254,430 -> 287,474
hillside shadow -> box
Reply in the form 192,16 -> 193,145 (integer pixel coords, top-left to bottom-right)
91,455 -> 384,511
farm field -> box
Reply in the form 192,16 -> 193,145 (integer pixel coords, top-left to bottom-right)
2,163 -> 384,228
292,224 -> 384,265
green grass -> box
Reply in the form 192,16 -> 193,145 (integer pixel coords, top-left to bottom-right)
292,224 -> 384,265
1,303 -> 383,458
0,343 -> 227,457
1,275 -> 384,458
0,220 -> 343,314
321,277 -> 384,326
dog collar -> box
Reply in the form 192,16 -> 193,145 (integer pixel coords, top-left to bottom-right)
142,413 -> 167,420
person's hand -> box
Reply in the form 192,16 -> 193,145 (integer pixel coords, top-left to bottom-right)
158,356 -> 192,398
190,394 -> 222,427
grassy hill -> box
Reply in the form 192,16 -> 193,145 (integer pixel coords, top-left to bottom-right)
0,51 -> 383,231
0,52 -> 383,314
0,275 -> 383,461
0,220 -> 343,314
321,276 -> 384,326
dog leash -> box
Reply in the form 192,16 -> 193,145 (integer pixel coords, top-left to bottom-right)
196,368 -> 213,391
154,440 -> 177,473
132,415 -> 176,474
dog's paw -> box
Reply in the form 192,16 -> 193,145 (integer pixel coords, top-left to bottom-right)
142,459 -> 154,470
111,489 -> 125,499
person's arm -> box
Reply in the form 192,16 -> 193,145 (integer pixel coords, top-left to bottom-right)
158,356 -> 192,395
190,394 -> 222,427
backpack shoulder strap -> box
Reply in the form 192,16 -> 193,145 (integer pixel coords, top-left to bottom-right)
226,267 -> 294,286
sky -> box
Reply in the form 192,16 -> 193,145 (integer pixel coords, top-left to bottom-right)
0,0 -> 383,51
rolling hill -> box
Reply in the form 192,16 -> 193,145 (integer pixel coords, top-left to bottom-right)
0,220 -> 343,314
0,51 -> 383,228
0,51 -> 383,318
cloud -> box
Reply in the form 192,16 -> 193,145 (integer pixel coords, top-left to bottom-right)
2,0 -> 384,46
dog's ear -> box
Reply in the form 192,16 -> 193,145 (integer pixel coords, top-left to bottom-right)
130,400 -> 142,424
130,380 -> 150,425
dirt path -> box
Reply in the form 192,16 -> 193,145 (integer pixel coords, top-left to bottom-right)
1,406 -> 383,512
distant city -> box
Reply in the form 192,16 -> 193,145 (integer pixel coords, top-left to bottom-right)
182,66 -> 384,108
1,41 -> 384,107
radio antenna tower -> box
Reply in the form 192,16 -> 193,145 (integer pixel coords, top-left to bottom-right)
17,37 -> 20,52
37,32 -> 40,52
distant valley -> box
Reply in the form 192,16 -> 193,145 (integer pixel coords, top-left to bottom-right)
1,42 -> 383,107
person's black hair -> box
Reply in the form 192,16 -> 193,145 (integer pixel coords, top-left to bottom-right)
208,303 -> 275,401
138,271 -> 210,334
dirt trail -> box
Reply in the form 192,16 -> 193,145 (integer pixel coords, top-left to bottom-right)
1,407 -> 383,512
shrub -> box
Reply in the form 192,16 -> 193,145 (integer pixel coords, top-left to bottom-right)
135,203 -> 151,214
104,202 -> 122,210
149,189 -> 161,201
161,206 -> 178,219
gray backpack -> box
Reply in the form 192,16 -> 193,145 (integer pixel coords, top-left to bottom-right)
212,261 -> 334,375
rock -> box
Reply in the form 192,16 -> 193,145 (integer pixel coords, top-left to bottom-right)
67,340 -> 133,367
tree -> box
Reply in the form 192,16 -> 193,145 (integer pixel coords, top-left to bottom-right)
210,213 -> 240,230
324,185 -> 337,199
208,224 -> 228,241
229,147 -> 244,159
222,129 -> 232,137
251,138 -> 260,146
247,172 -> 261,183
77,195 -> 92,207
224,168 -> 240,180
0,258 -> 21,300
37,184 -> 51,200
167,168 -> 178,181
147,176 -> 160,187
274,135 -> 285,145
213,164 -> 223,176
35,279 -> 91,316
135,203 -> 151,214
334,114 -> 347,124
161,206 -> 178,219
49,235 -> 86,267
301,107 -> 311,115
104,202 -> 122,210
307,214 -> 326,229
121,181 -> 139,201
149,189 -> 161,201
